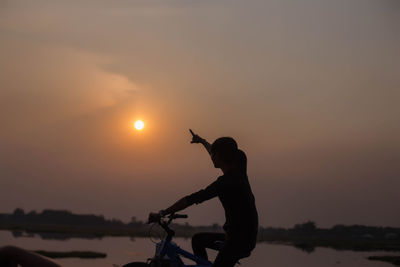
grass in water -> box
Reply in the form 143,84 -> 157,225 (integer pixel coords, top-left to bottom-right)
368,256 -> 400,266
34,250 -> 106,259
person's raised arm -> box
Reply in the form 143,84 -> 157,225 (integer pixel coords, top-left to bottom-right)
189,129 -> 211,155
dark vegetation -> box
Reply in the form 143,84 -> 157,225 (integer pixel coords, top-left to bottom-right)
367,256 -> 400,266
34,250 -> 106,259
1,209 -> 400,253
0,209 -> 222,240
259,221 -> 400,253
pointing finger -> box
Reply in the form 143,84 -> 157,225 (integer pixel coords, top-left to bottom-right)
189,129 -> 195,136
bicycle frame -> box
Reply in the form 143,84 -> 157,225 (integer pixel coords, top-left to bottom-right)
155,238 -> 212,267
122,214 -> 215,267
149,214 -> 213,267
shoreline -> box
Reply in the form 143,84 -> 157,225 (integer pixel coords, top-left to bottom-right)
2,225 -> 400,253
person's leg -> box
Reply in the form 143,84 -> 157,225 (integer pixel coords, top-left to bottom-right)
0,246 -> 62,267
212,239 -> 253,267
212,244 -> 239,267
191,232 -> 226,260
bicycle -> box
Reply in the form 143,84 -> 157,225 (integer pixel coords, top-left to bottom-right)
122,213 -> 213,267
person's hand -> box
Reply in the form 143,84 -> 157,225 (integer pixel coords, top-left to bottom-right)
147,212 -> 162,224
189,129 -> 204,144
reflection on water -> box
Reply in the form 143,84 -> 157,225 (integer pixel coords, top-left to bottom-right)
0,231 -> 397,267
11,230 -> 103,241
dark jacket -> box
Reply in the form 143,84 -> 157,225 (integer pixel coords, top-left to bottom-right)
185,170 -> 258,251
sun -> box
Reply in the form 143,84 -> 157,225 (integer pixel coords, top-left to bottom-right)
134,120 -> 145,130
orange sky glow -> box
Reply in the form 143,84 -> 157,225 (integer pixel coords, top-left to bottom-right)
0,0 -> 399,228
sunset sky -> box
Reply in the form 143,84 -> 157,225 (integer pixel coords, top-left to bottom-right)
1,0 -> 399,228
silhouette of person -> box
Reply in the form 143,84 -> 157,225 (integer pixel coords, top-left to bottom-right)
148,129 -> 258,267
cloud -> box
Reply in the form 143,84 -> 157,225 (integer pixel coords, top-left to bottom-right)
0,39 -> 138,139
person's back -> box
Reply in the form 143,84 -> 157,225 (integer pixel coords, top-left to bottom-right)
219,170 -> 258,250
186,168 -> 258,253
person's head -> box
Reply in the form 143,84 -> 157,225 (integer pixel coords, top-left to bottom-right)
210,137 -> 237,168
210,137 -> 246,172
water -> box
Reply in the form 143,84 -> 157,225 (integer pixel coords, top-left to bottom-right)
1,231 -> 397,267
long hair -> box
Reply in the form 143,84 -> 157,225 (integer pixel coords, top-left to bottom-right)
236,149 -> 247,173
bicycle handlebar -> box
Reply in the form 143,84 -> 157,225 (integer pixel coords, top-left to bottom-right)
168,213 -> 188,219
155,213 -> 188,239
